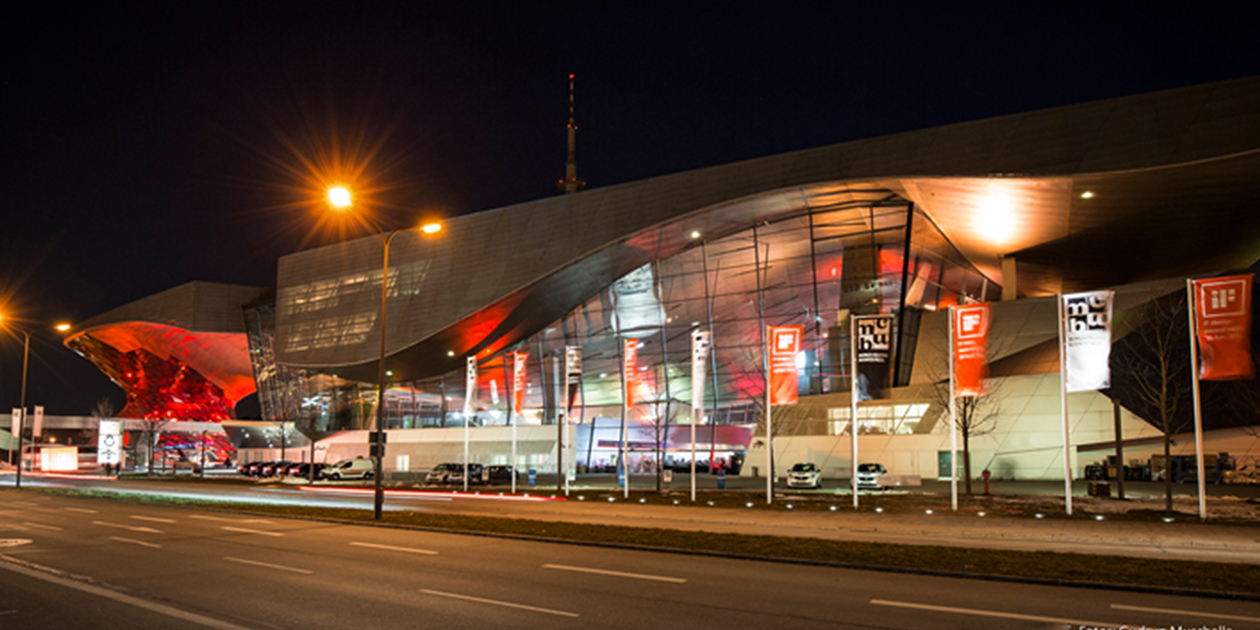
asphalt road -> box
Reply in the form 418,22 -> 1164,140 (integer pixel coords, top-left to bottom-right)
2,489 -> 1259,629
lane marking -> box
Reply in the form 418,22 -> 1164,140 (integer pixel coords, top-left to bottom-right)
542,563 -> 686,583
64,508 -> 98,514
0,540 -> 32,548
190,515 -> 273,524
131,516 -> 177,524
870,599 -> 1121,628
221,526 -> 283,537
110,536 -> 162,549
9,501 -> 39,507
1111,603 -> 1260,623
223,557 -> 312,574
0,556 -> 255,630
349,542 -> 438,555
22,523 -> 61,531
421,589 -> 578,618
93,521 -> 164,534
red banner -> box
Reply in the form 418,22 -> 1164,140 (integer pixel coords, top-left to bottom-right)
953,303 -> 991,397
512,352 -> 528,411
768,326 -> 802,405
623,338 -> 639,408
1194,275 -> 1254,381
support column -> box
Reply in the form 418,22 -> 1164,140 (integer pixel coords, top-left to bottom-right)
1001,256 -> 1018,301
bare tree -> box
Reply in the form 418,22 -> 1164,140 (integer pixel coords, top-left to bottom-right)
923,365 -> 1003,495
642,396 -> 678,492
1110,292 -> 1192,512
137,417 -> 170,475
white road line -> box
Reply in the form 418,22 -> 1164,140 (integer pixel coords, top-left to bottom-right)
110,536 -> 162,549
0,556 -> 254,630
349,542 -> 438,555
421,589 -> 578,618
131,516 -> 177,524
22,523 -> 61,531
190,515 -> 272,524
870,599 -> 1122,628
223,557 -> 312,574
542,563 -> 687,583
9,501 -> 39,507
221,526 -> 283,537
1111,603 -> 1260,623
64,507 -> 98,514
92,521 -> 164,534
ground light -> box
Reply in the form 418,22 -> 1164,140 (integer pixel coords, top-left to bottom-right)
746,502 -> 754,508
925,509 -> 933,515
875,507 -> 883,513
830,506 -> 837,511
978,512 -> 986,517
1095,515 -> 1105,521
1035,513 -> 1045,519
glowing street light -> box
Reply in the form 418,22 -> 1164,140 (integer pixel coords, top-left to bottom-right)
370,221 -> 443,519
0,315 -> 72,488
327,186 -> 353,210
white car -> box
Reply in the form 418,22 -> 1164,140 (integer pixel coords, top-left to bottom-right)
322,458 -> 375,480
786,462 -> 822,489
856,463 -> 887,490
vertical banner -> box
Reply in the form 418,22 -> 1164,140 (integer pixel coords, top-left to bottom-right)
690,330 -> 711,503
9,408 -> 18,443
98,419 -> 123,465
490,379 -> 500,405
855,315 -> 894,401
1193,274 -> 1254,381
953,304 -> 992,397
623,338 -> 639,409
463,358 -> 478,418
691,331 -> 711,412
767,326 -> 802,405
565,346 -> 583,415
1062,291 -> 1114,392
512,352 -> 528,412
32,406 -> 44,438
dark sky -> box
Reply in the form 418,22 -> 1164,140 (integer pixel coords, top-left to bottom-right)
3,2 -> 1258,416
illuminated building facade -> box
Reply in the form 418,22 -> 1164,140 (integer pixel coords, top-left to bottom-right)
70,77 -> 1260,477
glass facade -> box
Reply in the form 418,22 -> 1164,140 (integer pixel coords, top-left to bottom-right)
249,193 -> 998,449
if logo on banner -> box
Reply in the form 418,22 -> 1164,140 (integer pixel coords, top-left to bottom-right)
772,328 -> 800,356
1065,294 -> 1110,331
957,307 -> 988,339
1201,278 -> 1247,318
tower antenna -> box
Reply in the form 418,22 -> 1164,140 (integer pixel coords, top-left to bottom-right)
558,74 -> 586,194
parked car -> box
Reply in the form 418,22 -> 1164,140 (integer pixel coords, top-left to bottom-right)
485,465 -> 518,485
856,462 -> 888,490
786,462 -> 822,489
321,458 -> 374,480
425,462 -> 484,485
288,462 -> 327,480
259,460 -> 293,477
238,461 -> 266,476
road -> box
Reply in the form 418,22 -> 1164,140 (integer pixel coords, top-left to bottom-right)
2,489 -> 1259,629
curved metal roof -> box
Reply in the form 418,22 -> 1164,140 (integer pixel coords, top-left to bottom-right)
275,76 -> 1260,381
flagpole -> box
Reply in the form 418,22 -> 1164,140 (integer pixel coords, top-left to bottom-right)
948,307 -> 958,512
1057,295 -> 1073,516
850,314 -> 859,509
510,352 -> 518,494
764,326 -> 774,505
1186,279 -> 1207,521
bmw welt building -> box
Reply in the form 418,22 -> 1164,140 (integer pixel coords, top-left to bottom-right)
69,76 -> 1260,481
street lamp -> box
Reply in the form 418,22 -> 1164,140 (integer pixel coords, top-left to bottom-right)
0,316 -> 71,488
371,221 -> 442,520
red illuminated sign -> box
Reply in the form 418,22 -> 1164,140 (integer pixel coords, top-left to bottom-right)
1194,275 -> 1253,381
768,326 -> 802,405
953,304 -> 991,397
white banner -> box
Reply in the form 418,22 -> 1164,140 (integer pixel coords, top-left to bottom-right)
691,331 -> 711,414
463,357 -> 478,418
32,406 -> 44,438
97,419 -> 123,465
1062,291 -> 1114,392
9,408 -> 19,449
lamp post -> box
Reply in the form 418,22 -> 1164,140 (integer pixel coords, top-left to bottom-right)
371,222 -> 442,520
2,318 -> 70,488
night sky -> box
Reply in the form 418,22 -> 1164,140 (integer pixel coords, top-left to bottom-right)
3,2 -> 1258,416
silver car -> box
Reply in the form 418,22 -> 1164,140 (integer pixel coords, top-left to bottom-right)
786,462 -> 822,489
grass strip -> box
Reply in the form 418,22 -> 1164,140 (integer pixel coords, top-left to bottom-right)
28,486 -> 1260,597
